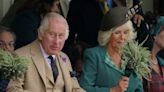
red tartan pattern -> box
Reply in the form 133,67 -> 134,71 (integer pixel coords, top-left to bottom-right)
145,66 -> 164,92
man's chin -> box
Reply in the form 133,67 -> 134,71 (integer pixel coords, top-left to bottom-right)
49,51 -> 59,55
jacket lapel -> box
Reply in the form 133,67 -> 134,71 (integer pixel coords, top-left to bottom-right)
44,60 -> 54,84
102,49 -> 124,74
30,40 -> 54,86
57,54 -> 72,92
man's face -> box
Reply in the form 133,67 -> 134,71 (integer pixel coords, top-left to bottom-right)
0,32 -> 15,52
39,18 -> 67,55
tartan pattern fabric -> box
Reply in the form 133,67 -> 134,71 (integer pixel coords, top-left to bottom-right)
0,79 -> 9,92
148,67 -> 164,92
144,56 -> 164,92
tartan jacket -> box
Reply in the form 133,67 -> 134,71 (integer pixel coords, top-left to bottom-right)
143,56 -> 164,92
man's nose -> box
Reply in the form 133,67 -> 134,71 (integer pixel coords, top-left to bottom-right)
53,35 -> 61,43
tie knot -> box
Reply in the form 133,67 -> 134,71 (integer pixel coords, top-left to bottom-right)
48,55 -> 54,62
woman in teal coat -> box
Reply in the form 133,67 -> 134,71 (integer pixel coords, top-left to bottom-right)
79,7 -> 144,92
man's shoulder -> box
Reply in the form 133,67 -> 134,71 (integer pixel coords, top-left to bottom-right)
59,51 -> 69,59
15,40 -> 38,56
15,44 -> 30,53
59,51 -> 67,56
58,51 -> 70,63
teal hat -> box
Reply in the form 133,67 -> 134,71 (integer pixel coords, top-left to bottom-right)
100,6 -> 129,31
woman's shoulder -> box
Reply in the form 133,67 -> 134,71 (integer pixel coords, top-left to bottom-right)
84,46 -> 106,57
85,46 -> 105,52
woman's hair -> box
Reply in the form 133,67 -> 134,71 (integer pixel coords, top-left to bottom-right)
17,0 -> 59,16
38,12 -> 69,40
98,20 -> 136,46
0,26 -> 16,42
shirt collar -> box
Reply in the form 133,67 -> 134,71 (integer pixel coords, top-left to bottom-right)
39,43 -> 55,59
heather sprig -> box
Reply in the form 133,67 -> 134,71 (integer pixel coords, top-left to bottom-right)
121,40 -> 151,79
0,49 -> 28,80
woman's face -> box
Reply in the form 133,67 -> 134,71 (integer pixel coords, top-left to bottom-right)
0,32 -> 15,52
154,29 -> 164,49
108,24 -> 130,48
50,0 -> 60,13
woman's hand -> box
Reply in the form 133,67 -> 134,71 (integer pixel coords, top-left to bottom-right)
110,76 -> 129,92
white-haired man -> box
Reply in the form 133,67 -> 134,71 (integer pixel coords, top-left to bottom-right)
7,12 -> 85,92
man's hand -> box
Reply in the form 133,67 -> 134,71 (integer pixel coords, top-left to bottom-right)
133,14 -> 144,27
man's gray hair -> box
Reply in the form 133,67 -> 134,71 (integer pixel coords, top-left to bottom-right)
38,12 -> 69,40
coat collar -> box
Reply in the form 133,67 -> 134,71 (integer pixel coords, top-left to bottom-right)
57,54 -> 72,92
29,40 -> 73,91
30,40 -> 54,85
100,46 -> 125,74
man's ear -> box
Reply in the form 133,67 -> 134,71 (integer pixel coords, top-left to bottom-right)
38,31 -> 42,40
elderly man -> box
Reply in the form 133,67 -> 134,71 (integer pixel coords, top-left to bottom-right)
7,12 -> 85,92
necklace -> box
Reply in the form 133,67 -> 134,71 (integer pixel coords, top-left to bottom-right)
151,60 -> 158,65
150,59 -> 158,65
150,54 -> 158,65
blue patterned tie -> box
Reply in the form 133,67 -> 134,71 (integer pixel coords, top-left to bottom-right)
48,56 -> 58,82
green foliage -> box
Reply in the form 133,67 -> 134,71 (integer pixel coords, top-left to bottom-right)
121,40 -> 151,79
0,49 -> 28,80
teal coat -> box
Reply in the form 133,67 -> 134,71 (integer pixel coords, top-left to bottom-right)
79,46 -> 144,92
